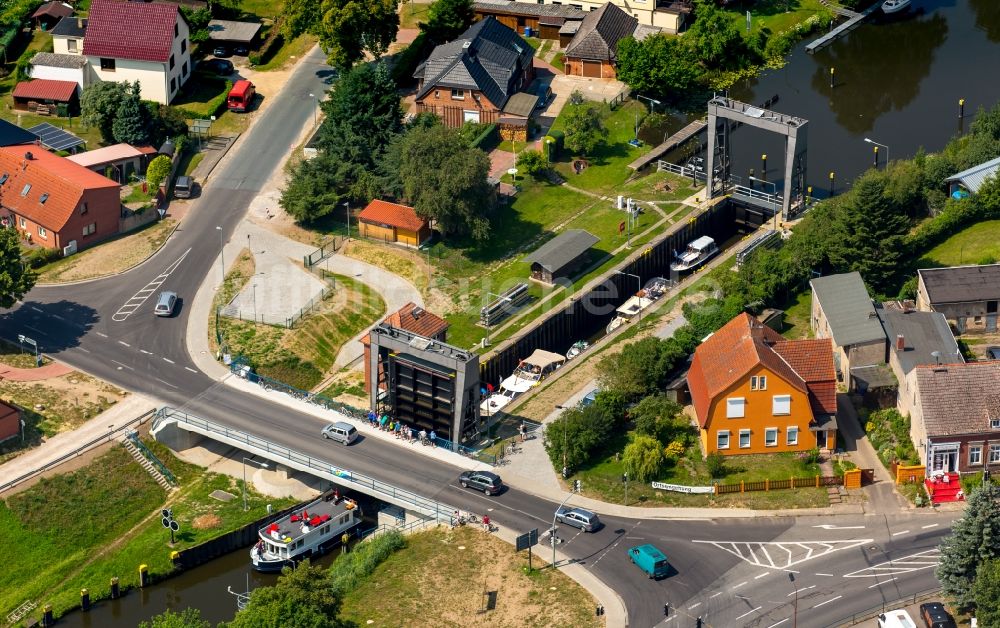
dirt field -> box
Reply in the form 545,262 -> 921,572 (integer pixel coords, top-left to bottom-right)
37,219 -> 177,284
340,526 -> 601,628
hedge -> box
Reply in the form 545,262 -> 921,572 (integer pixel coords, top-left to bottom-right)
469,124 -> 499,152
328,530 -> 404,596
249,22 -> 284,66
174,80 -> 233,120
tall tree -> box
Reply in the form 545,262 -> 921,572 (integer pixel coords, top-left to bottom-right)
420,0 -> 474,43
0,227 -> 36,309
562,102 -> 608,157
280,154 -> 357,223
936,481 -> 1000,608
974,559 -> 1000,625
139,608 -> 211,628
615,34 -> 702,96
630,394 -> 685,444
596,337 -> 673,401
81,81 -> 130,144
686,0 -> 754,71
544,403 -> 615,474
222,561 -> 348,628
316,0 -> 400,70
392,124 -> 493,239
281,0 -> 320,39
112,82 -> 151,145
622,434 -> 665,483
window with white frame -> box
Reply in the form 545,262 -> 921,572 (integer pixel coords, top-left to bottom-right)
990,444 -> 1000,464
765,427 -> 778,447
991,418 -> 1000,430
772,395 -> 791,415
451,89 -> 465,100
787,426 -> 799,446
739,429 -> 751,449
18,216 -> 25,228
970,445 -> 983,465
726,398 -> 745,418
37,226 -> 46,239
751,375 -> 767,391
717,430 -> 730,450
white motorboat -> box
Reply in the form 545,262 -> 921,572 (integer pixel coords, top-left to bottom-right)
881,0 -> 910,14
251,492 -> 362,572
566,340 -> 589,360
605,294 -> 654,334
479,349 -> 566,415
670,236 -> 718,272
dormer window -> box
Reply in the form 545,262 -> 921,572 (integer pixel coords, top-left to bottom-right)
20,183 -> 30,196
0,173 -> 8,185
991,418 -> 1000,430
39,193 -> 48,204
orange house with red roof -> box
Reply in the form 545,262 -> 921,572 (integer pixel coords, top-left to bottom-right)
0,145 -> 120,252
357,200 -> 432,248
687,313 -> 838,456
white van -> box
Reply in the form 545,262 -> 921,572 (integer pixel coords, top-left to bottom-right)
877,610 -> 916,628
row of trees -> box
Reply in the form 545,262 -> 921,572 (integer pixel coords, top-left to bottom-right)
281,0 -> 401,69
280,62 -> 495,239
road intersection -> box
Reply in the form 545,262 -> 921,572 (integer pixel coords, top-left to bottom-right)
0,45 -> 957,627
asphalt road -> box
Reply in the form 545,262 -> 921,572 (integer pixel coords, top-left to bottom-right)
0,46 -> 952,627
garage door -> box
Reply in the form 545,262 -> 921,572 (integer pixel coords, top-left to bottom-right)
582,60 -> 602,78
464,110 -> 480,123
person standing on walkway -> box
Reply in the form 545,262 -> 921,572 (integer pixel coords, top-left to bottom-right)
430,430 -> 437,446
482,514 -> 491,532
519,421 -> 527,442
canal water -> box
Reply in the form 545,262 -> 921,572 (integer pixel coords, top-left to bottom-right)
49,2 -> 1000,626
700,0 -> 1000,194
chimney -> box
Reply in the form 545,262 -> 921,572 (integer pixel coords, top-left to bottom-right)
24,151 -> 33,160
896,334 -> 905,351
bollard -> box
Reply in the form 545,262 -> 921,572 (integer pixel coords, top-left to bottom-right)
761,154 -> 767,178
170,550 -> 181,564
110,576 -> 120,599
664,603 -> 670,616
81,588 -> 91,611
959,98 -> 965,119
829,171 -> 835,196
873,145 -> 879,167
139,564 -> 150,588
829,67 -> 835,88
41,604 -> 54,627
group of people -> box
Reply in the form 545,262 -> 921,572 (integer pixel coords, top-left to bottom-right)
366,411 -> 437,446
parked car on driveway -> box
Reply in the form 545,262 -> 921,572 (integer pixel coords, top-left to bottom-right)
918,602 -> 956,628
213,46 -> 231,58
234,45 -> 250,56
199,58 -> 234,75
458,470 -> 502,495
555,506 -> 601,532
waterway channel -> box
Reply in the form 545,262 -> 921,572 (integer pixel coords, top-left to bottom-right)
51,2 -> 1000,626
690,0 -> 1000,194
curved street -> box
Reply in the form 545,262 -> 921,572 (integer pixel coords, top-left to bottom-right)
0,45 -> 952,627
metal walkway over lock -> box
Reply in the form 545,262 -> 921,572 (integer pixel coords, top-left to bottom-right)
152,407 -> 459,521
805,2 -> 882,54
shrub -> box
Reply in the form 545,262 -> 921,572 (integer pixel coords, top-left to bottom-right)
14,49 -> 37,82
802,447 -> 821,466
516,149 -> 547,178
622,434 -> 664,483
22,246 -> 62,268
146,155 -> 172,187
249,22 -> 284,66
328,530 -> 405,595
706,452 -> 726,478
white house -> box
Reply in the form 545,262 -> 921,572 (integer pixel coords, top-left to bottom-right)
50,15 -> 86,55
82,0 -> 191,104
28,52 -> 90,91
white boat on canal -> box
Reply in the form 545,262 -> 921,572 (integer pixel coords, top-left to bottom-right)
251,491 -> 362,572
881,0 -> 910,14
480,349 -> 566,416
670,236 -> 718,273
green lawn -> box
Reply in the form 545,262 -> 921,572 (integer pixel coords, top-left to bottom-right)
551,52 -> 565,72
0,443 -> 295,619
574,433 -> 828,509
255,33 -> 318,72
780,288 -> 813,339
398,1 -> 430,29
727,0 -> 832,37
920,219 -> 1000,266
239,0 -> 286,19
172,76 -> 231,117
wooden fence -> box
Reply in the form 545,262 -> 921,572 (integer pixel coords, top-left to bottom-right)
714,475 -> 844,494
895,464 -> 925,485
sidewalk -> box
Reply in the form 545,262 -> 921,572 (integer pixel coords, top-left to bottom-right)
837,393 -> 911,514
0,360 -> 73,381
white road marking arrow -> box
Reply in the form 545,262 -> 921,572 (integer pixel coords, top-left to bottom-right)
812,524 -> 866,530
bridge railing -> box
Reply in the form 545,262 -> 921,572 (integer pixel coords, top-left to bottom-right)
154,407 -> 459,520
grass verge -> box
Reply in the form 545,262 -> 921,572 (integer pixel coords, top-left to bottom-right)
339,526 -> 600,627
37,218 -> 177,283
0,442 -> 296,619
255,34 -> 318,72
920,219 -> 1000,266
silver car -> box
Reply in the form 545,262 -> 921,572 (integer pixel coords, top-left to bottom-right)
321,421 -> 358,445
555,506 -> 601,532
154,291 -> 177,317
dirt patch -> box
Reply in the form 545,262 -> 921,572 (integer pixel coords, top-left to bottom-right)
0,371 -> 127,437
340,526 -> 601,628
342,239 -> 455,315
37,219 -> 177,284
192,513 -> 222,530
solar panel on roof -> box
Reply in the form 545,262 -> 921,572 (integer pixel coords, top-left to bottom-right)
26,123 -> 85,152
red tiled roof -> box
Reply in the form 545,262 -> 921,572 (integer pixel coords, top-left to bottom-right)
358,199 -> 428,232
32,1 -> 73,19
772,339 -> 837,415
12,79 -> 78,102
83,0 -> 179,63
0,400 -> 18,423
360,303 -> 448,347
0,146 -> 119,232
688,313 -> 837,427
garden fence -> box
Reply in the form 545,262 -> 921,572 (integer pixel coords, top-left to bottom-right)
713,475 -> 844,494
303,236 -> 344,268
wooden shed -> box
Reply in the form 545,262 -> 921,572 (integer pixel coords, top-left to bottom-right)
358,200 -> 432,248
12,79 -> 79,116
524,229 -> 599,284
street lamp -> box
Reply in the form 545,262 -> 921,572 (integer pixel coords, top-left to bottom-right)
216,226 -> 225,282
549,475 -> 580,570
635,95 -> 661,111
308,93 -> 318,126
482,291 -> 511,347
342,201 -> 351,239
613,271 -> 642,325
864,137 -> 889,168
242,457 -> 269,511
749,175 -> 779,229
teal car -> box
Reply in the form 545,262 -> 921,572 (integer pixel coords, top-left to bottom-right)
628,544 -> 669,579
